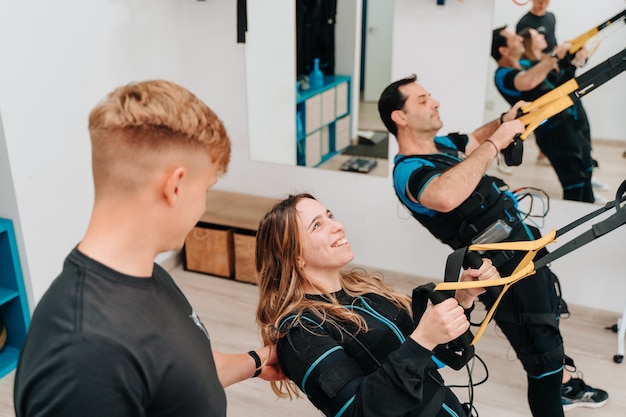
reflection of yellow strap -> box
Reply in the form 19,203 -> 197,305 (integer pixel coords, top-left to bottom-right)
518,96 -> 575,139
569,28 -> 599,54
434,230 -> 558,345
521,79 -> 578,112
517,80 -> 579,139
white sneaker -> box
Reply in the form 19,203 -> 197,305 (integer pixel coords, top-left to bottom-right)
591,180 -> 609,191
496,155 -> 513,175
594,194 -> 608,205
536,154 -> 551,166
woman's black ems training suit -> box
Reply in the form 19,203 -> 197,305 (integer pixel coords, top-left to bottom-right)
277,290 -> 468,417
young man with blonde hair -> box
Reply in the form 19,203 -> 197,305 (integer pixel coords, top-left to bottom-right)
14,80 -> 283,417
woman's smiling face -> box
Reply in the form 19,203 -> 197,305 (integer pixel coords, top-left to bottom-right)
295,197 -> 354,276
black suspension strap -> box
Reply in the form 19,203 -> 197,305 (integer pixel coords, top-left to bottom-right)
531,180 -> 626,271
502,47 -> 626,166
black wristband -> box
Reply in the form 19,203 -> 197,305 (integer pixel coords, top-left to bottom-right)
248,350 -> 262,377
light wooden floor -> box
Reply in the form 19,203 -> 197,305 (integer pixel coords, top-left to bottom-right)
2,262 -> 625,417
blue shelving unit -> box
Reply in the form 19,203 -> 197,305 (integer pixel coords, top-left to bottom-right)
0,218 -> 30,378
296,75 -> 351,167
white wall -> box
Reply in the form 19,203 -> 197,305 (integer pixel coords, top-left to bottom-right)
1,0 -> 624,314
245,0 -> 296,166
0,0 -> 216,305
484,0 -> 626,142
245,0 -> 362,166
335,0 -> 362,141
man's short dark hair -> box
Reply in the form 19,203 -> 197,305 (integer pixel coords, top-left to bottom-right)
491,25 -> 508,61
377,74 -> 417,137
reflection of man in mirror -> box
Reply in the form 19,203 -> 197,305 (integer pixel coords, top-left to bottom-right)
515,0 -> 607,199
378,74 -> 609,416
491,26 -> 595,203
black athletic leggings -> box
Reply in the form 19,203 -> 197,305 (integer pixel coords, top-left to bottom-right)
535,113 -> 594,203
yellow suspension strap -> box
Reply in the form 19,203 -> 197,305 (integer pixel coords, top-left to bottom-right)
436,179 -> 626,348
436,231 -> 558,345
567,9 -> 625,55
413,181 -> 625,370
502,47 -> 626,166
410,231 -> 559,370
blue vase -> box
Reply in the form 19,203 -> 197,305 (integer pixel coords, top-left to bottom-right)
296,111 -> 304,138
309,58 -> 324,90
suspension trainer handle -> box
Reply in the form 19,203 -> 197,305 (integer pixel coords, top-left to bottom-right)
411,250 -> 482,370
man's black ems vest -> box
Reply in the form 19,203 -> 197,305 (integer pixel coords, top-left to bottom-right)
394,152 -> 518,249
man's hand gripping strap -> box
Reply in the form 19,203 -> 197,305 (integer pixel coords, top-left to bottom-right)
436,232 -> 557,345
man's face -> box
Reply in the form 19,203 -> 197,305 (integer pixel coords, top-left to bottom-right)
396,82 -> 442,134
502,29 -> 525,59
531,0 -> 550,15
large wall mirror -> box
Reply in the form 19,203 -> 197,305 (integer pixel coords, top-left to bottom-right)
246,0 -> 624,187
485,0 -> 625,201
245,0 -> 393,177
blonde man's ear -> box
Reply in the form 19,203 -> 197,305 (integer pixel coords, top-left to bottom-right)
162,167 -> 186,206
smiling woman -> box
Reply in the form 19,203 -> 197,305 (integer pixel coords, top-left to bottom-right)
253,192 -> 496,417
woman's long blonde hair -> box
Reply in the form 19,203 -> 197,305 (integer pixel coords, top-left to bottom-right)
519,27 -> 542,61
255,193 -> 411,399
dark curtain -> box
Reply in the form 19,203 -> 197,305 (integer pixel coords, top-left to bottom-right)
296,0 -> 337,77
237,0 -> 247,43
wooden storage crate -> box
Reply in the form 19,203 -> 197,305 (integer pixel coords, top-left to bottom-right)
184,191 -> 280,284
234,231 -> 258,284
184,224 -> 234,278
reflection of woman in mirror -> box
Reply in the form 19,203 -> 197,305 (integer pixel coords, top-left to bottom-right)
520,27 -> 588,67
520,27 -> 548,61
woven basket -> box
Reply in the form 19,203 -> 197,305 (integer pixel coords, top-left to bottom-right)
0,321 -> 6,350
